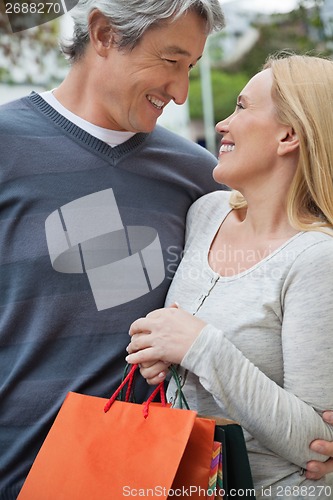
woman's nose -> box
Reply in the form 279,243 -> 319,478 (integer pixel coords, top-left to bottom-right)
215,116 -> 230,135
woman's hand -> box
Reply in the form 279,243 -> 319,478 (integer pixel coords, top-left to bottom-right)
306,411 -> 333,479
126,306 -> 206,368
137,360 -> 171,385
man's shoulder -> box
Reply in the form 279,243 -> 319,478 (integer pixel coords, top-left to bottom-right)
0,94 -> 35,128
0,94 -> 30,112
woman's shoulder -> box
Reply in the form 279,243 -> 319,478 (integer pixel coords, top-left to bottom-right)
187,189 -> 231,221
296,230 -> 333,250
288,230 -> 333,272
185,190 -> 232,243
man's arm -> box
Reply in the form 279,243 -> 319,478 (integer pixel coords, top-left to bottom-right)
306,411 -> 333,479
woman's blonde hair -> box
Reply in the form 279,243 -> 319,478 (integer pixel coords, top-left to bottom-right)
230,52 -> 333,234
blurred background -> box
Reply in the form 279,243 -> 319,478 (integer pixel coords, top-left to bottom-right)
0,0 -> 332,155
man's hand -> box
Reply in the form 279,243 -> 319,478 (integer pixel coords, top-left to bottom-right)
306,411 -> 333,480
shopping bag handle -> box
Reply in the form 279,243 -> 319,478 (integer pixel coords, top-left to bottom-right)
169,365 -> 190,410
104,364 -> 166,418
117,363 -> 190,410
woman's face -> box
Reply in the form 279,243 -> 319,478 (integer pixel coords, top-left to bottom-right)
214,68 -> 288,191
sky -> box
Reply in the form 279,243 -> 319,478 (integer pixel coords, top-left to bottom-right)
222,0 -> 300,14
59,1 -> 304,39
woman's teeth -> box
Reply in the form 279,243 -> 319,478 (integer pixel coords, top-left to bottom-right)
220,144 -> 235,153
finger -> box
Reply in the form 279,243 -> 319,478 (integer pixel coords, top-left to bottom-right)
310,439 -> 333,457
146,308 -> 164,318
126,347 -> 159,365
305,460 -> 326,480
322,410 -> 333,425
140,361 -> 169,380
145,373 -> 167,385
139,361 -> 171,370
140,361 -> 158,369
129,317 -> 153,336
126,332 -> 153,354
141,368 -> 167,383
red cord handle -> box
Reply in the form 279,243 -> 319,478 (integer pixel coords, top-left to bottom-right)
142,380 -> 166,419
104,364 -> 166,418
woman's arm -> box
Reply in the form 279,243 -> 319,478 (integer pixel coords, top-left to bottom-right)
127,240 -> 333,469
181,241 -> 333,468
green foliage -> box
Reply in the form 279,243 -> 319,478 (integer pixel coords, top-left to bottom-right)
231,23 -> 328,79
188,2 -> 333,122
207,32 -> 226,65
188,69 -> 248,123
0,17 -> 65,85
227,4 -> 331,79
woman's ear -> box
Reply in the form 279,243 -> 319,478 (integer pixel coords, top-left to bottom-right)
277,127 -> 299,156
88,9 -> 113,57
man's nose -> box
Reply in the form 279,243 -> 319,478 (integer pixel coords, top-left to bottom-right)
168,73 -> 190,106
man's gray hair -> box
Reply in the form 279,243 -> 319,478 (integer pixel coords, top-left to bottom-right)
61,0 -> 225,62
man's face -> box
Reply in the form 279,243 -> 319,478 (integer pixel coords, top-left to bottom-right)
94,11 -> 207,132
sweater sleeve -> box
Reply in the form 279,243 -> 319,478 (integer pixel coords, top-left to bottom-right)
181,239 -> 333,468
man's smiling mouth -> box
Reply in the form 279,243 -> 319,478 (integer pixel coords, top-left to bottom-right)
147,95 -> 165,109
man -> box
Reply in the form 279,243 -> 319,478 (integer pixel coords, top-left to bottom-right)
0,1 -> 225,496
0,0 -> 331,496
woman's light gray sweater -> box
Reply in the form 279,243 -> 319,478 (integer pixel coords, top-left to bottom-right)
166,191 -> 333,499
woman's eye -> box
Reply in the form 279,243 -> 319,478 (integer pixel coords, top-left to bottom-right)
164,59 -> 177,64
236,102 -> 244,111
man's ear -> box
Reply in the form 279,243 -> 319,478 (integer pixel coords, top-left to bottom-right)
88,9 -> 113,57
277,127 -> 299,156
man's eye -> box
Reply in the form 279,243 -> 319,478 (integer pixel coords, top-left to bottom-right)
164,59 -> 177,64
236,102 -> 244,110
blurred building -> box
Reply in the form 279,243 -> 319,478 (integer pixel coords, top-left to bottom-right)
2,1 -> 332,145
219,1 -> 260,66
321,0 -> 333,39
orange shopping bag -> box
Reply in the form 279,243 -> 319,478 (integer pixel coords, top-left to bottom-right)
18,364 -> 216,500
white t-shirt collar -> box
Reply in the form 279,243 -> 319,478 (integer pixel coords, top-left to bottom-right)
39,90 -> 136,147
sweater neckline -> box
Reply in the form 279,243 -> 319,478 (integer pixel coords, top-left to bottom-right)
203,201 -> 304,281
26,91 -> 149,161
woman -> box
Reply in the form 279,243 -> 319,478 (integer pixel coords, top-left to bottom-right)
126,53 -> 333,498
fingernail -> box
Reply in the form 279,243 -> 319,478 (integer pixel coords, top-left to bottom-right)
158,372 -> 165,378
